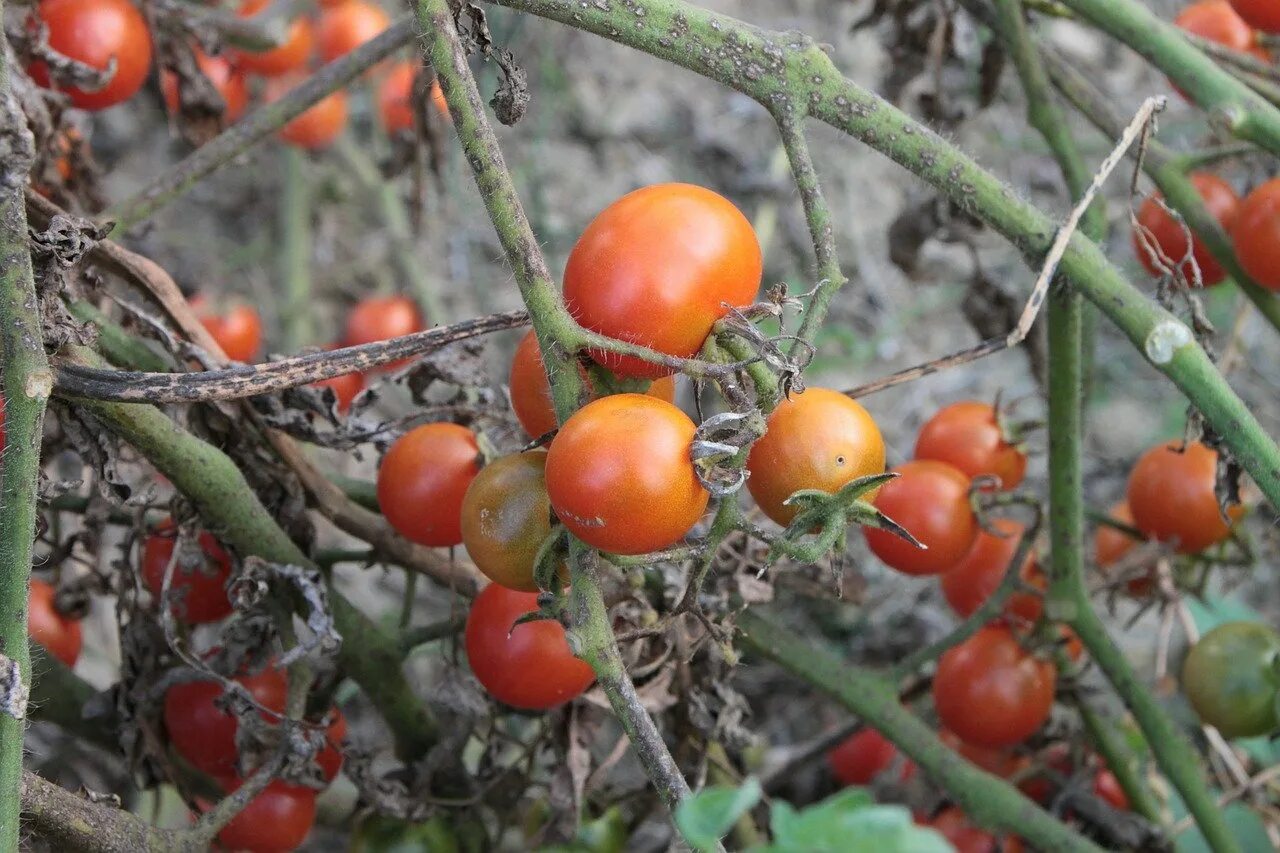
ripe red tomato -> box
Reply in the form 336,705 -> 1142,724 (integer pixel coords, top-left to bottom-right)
939,729 -> 1029,780
863,460 -> 977,576
163,665 -> 288,776
1182,621 -> 1280,738
141,521 -> 234,624
933,626 -> 1056,749
925,807 -> 1025,853
28,579 -> 82,668
746,388 -> 885,527
1176,0 -> 1260,52
563,183 -> 762,379
215,780 -> 316,853
317,0 -> 390,64
461,451 -> 562,592
914,401 -> 1027,489
940,519 -> 1044,624
343,295 -> 425,371
546,394 -> 709,555
265,77 -> 349,150
315,708 -> 346,782
234,0 -> 314,77
464,584 -> 595,710
28,0 -> 153,111
1232,178 -> 1280,292
160,50 -> 248,122
1093,769 -> 1130,811
377,423 -> 480,547
507,330 -> 675,438
827,728 -> 914,786
1127,441 -> 1239,554
1229,0 -> 1280,32
1133,173 -> 1239,287
198,303 -> 263,363
313,369 -> 364,413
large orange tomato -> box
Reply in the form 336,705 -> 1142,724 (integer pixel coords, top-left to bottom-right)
863,460 -> 977,576
233,0 -> 314,77
746,388 -> 885,527
1127,441 -> 1239,554
563,184 -> 762,379
28,0 -> 153,111
1133,173 -> 1239,287
377,423 -> 480,547
1232,178 -> 1280,292
545,394 -> 708,554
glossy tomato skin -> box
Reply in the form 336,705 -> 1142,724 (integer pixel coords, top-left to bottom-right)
827,728 -> 913,786
507,330 -> 676,438
940,519 -> 1044,624
234,0 -> 313,77
914,401 -> 1027,489
216,780 -> 316,853
29,0 -> 153,111
266,77 -> 348,149
1232,178 -> 1280,291
546,394 -> 709,555
926,807 -> 1024,853
461,451 -> 559,592
1133,174 -> 1239,287
28,579 -> 82,668
160,50 -> 248,122
141,522 -> 234,624
746,388 -> 885,527
317,0 -> 390,64
198,303 -> 263,363
1093,770 -> 1130,811
344,295 -> 425,371
377,423 -> 480,547
464,584 -> 595,710
1230,0 -> 1280,32
163,666 -> 288,777
864,460 -> 977,576
315,708 -> 347,781
1182,621 -> 1280,738
563,183 -> 762,379
1127,441 -> 1238,554
933,626 -> 1056,749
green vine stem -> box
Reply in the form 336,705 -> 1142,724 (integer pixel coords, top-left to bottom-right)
736,609 -> 1104,852
0,16 -> 52,846
1072,686 -> 1164,824
279,147 -> 313,352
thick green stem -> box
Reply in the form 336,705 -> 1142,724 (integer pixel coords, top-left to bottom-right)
780,120 -> 846,348
279,148 -> 313,352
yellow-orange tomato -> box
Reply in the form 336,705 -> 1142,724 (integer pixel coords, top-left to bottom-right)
746,388 -> 885,527
233,0 -> 313,77
563,184 -> 762,379
546,395 -> 708,555
160,50 -> 248,122
266,78 -> 349,150
377,423 -> 480,547
461,451 -> 560,592
1127,441 -> 1240,554
316,0 -> 389,64
507,330 -> 675,437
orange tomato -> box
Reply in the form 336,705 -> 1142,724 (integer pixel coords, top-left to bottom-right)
377,423 -> 480,547
1127,441 -> 1240,554
316,0 -> 390,64
1232,178 -> 1280,292
28,0 -> 153,110
940,519 -> 1045,623
266,77 -> 349,149
863,460 -> 977,576
1133,173 -> 1239,286
233,0 -> 314,77
198,304 -> 263,363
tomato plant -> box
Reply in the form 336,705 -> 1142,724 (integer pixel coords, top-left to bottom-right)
939,518 -> 1044,624
863,460 -> 977,576
269,78 -> 349,150
27,579 -> 81,668
343,295 -> 425,370
545,394 -> 708,555
827,728 -> 914,786
933,626 -> 1056,749
28,0 -> 152,111
925,807 -> 1024,853
1231,177 -> 1280,292
461,450 -> 561,592
562,183 -> 762,379
163,665 -> 288,776
913,401 -> 1027,489
1127,441 -> 1240,554
1229,0 -> 1280,32
160,50 -> 248,123
141,521 -> 234,625
1133,173 -> 1240,286
377,423 -> 480,547
746,388 -> 885,527
464,584 -> 595,710
197,303 -> 263,363
1181,621 -> 1280,738
214,779 -> 317,853
317,0 -> 390,64
233,0 -> 314,77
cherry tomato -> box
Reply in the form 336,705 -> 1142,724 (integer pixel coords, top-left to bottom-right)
1094,769 -> 1130,811
315,707 -> 346,782
546,394 -> 709,555
1127,441 -> 1239,554
1093,501 -> 1154,596
1229,0 -> 1280,33
925,807 -> 1024,853
460,450 -> 563,592
141,521 -> 234,624
1182,621 -> 1280,738
377,423 -> 480,547
940,519 -> 1044,624
1176,0 -> 1260,52
198,303 -> 263,363
234,0 -> 313,77
1133,173 -> 1239,287
160,50 -> 248,122
28,0 -> 153,111
464,584 -> 595,710
265,77 -> 348,150
309,344 -> 364,413
933,626 -> 1056,749
746,388 -> 885,527
507,330 -> 675,438
28,579 -> 82,668
863,460 -> 977,576
377,62 -> 451,132
1015,742 -> 1073,804
914,401 -> 1027,489
827,728 -> 914,786
215,779 -> 316,853
1232,178 -> 1280,292
563,183 -> 762,379
317,0 -> 390,64
939,729 -> 1030,780
163,665 -> 288,776
343,295 -> 425,371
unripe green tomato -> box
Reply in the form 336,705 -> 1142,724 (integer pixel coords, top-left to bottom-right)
1182,621 -> 1280,738
460,450 -> 561,592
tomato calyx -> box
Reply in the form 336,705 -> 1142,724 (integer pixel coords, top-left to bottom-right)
771,471 -> 919,562
690,411 -> 761,497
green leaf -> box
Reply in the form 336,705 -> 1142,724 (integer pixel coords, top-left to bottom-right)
766,791 -> 953,853
675,778 -> 763,852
